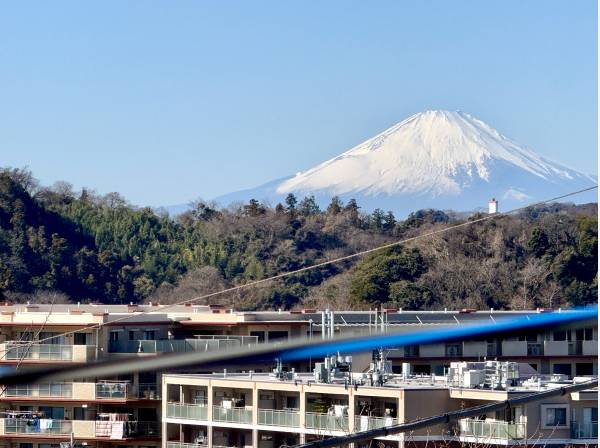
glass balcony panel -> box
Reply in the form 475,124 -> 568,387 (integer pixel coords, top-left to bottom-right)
166,402 -> 209,420
258,409 -> 300,427
212,405 -> 252,424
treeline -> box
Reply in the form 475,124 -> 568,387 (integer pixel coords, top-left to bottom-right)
0,168 -> 596,310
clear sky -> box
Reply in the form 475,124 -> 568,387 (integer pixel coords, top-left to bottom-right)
1,1 -> 597,207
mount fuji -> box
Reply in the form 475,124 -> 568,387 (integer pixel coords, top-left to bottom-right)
212,110 -> 596,215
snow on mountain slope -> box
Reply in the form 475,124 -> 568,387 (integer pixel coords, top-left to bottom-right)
213,110 -> 596,215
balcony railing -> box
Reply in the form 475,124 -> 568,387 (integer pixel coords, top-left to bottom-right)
4,418 -> 72,435
568,341 -> 583,356
4,383 -> 72,398
109,336 -> 258,354
258,409 -> 300,427
167,402 -> 209,421
4,343 -> 73,361
138,382 -> 159,399
354,415 -> 397,431
305,412 -> 349,432
527,343 -> 543,356
212,405 -> 252,424
2,418 -> 159,439
571,422 -> 598,439
167,443 -> 207,448
96,382 -> 128,399
459,418 -> 525,440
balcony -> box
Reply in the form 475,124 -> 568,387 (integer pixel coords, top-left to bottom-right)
0,343 -> 96,362
543,340 -> 569,356
212,405 -> 252,424
0,382 -> 157,401
258,409 -> 300,427
354,415 -> 397,431
305,412 -> 349,432
3,383 -> 72,399
571,422 -> 598,439
167,402 -> 209,421
459,418 -> 525,440
4,418 -> 72,436
108,336 -> 257,354
0,418 -> 159,439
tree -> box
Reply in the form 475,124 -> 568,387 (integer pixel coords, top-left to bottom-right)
371,208 -> 385,230
298,196 -> 320,216
285,194 -> 297,213
349,247 -> 427,305
243,199 -> 266,217
527,227 -> 549,257
327,196 -> 343,215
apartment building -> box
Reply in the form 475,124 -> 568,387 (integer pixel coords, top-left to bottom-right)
162,361 -> 598,448
0,304 -> 594,448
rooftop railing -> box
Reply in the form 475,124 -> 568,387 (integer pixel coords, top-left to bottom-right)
108,336 -> 258,354
258,409 -> 300,427
459,418 -> 525,440
212,405 -> 252,424
167,402 -> 209,421
305,412 -> 349,432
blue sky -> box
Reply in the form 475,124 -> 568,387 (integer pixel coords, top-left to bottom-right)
1,1 -> 597,206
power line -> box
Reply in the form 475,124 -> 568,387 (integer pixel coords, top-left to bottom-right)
14,184 -> 598,349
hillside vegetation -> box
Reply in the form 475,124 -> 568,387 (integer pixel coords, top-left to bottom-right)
0,168 -> 596,310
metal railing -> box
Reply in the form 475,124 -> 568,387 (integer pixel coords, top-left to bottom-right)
4,343 -> 73,360
212,405 -> 252,424
109,336 -> 257,354
258,409 -> 300,427
4,418 -> 72,435
132,421 -> 160,436
95,382 -> 128,399
138,382 -> 159,399
459,418 -> 525,439
4,383 -> 72,398
354,415 -> 397,431
305,413 -> 349,432
167,402 -> 209,420
571,421 -> 598,439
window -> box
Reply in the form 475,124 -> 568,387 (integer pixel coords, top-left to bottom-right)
39,406 -> 65,420
542,405 -> 569,428
73,332 -> 90,345
575,328 -> 594,341
268,331 -> 288,342
39,332 -> 65,345
73,407 -> 85,420
19,444 -> 33,448
143,330 -> 155,340
553,330 -> 567,341
576,363 -> 593,376
250,331 -> 265,343
584,407 -> 598,424
552,363 -> 572,376
109,331 -> 119,342
129,330 -> 135,340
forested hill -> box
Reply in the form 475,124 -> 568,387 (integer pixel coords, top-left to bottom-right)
0,168 -> 597,310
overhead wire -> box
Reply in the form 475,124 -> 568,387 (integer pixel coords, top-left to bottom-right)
17,184 -> 597,349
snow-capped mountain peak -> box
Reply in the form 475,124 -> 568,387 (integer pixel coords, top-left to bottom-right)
212,110 -> 595,215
